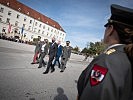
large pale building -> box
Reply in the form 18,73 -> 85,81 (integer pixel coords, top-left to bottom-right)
0,0 -> 66,43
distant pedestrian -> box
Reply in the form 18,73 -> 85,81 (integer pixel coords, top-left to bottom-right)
38,39 -> 49,68
83,53 -> 89,61
52,40 -> 63,68
31,36 -> 41,64
43,37 -> 58,74
60,41 -> 72,72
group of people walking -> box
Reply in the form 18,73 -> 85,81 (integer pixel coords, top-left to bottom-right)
31,36 -> 72,74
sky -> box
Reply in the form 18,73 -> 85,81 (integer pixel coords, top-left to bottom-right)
18,0 -> 133,49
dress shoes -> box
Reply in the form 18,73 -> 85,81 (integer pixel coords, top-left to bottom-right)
51,68 -> 55,73
60,70 -> 64,72
43,71 -> 48,74
31,62 -> 35,64
38,66 -> 42,68
31,62 -> 38,64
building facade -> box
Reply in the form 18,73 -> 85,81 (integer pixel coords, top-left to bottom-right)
0,0 -> 66,44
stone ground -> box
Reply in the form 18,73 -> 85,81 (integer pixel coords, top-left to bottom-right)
0,39 -> 93,100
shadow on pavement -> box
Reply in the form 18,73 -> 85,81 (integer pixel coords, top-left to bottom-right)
54,87 -> 68,100
29,98 -> 35,100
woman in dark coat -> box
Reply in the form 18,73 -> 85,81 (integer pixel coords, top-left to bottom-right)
77,4 -> 133,100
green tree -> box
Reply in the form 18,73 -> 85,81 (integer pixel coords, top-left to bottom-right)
73,46 -> 79,52
81,41 -> 105,57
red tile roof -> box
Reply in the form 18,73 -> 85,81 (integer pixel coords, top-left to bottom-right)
0,0 -> 65,32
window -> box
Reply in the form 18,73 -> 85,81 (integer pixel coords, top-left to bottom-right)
6,18 -> 10,23
51,29 -> 53,32
28,26 -> 31,30
42,31 -> 44,34
31,35 -> 33,39
47,32 -> 49,36
15,21 -> 18,26
23,24 -> 25,28
24,17 -> 26,21
27,12 -> 29,15
7,2 -> 10,6
16,14 -> 20,19
34,28 -> 36,32
48,27 -> 49,31
39,24 -> 41,27
0,7 -> 4,13
18,8 -> 21,11
8,11 -> 11,16
30,20 -> 32,24
38,30 -> 40,33
35,22 -> 37,26
43,25 -> 45,29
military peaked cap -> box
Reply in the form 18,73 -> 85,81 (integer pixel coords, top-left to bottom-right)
66,41 -> 70,43
105,4 -> 133,27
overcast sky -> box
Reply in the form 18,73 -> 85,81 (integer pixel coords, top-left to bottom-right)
19,0 -> 133,49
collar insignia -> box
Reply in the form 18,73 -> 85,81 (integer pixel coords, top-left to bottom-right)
105,48 -> 116,55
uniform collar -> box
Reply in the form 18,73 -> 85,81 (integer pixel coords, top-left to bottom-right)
104,44 -> 125,53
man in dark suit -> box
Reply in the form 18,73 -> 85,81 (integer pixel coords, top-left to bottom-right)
52,40 -> 63,68
43,37 -> 58,74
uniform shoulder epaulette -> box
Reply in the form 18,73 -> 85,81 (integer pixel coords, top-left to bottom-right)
105,48 -> 116,55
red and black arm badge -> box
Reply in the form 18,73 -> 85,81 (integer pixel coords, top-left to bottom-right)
90,64 -> 108,86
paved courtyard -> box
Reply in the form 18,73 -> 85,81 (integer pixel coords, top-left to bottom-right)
0,39 -> 92,100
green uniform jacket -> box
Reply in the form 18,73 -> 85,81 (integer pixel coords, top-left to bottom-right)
77,45 -> 132,100
61,46 -> 72,60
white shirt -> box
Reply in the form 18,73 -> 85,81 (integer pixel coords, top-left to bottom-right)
41,44 -> 46,52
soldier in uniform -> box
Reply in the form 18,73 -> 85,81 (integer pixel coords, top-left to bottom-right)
77,4 -> 133,100
60,41 -> 72,72
31,36 -> 42,64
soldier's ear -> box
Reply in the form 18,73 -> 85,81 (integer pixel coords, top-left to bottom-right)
108,25 -> 114,36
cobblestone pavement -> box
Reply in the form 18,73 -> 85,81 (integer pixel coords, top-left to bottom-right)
0,39 -> 91,100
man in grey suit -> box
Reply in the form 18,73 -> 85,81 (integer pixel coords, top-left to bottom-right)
60,41 -> 72,72
38,39 -> 49,68
43,37 -> 58,74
